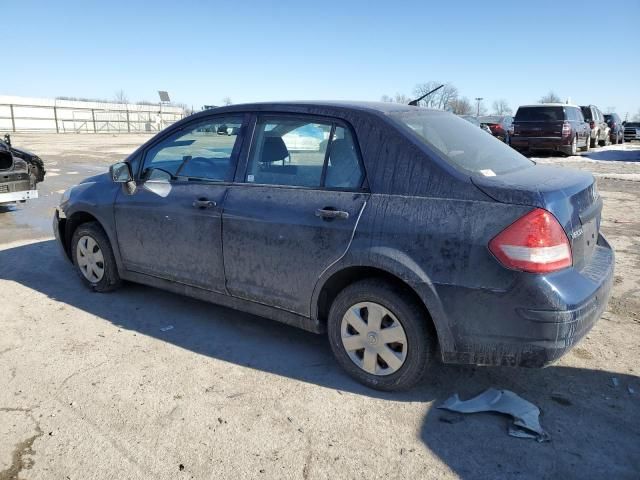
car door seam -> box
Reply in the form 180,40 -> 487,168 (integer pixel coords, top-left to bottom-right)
317,199 -> 368,282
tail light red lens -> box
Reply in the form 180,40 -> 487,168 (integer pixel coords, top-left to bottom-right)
489,208 -> 572,273
562,122 -> 571,135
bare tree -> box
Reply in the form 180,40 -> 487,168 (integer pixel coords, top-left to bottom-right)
222,97 -> 233,106
492,99 -> 513,115
114,89 -> 129,105
449,97 -> 474,115
412,82 -> 458,110
174,102 -> 195,116
380,93 -> 411,104
539,91 -> 561,103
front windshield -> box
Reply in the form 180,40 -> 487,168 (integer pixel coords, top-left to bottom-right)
388,110 -> 533,176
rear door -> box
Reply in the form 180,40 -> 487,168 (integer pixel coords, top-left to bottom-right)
222,114 -> 368,315
114,114 -> 247,292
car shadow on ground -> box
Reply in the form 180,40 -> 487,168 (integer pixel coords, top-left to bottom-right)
581,147 -> 640,162
1,240 -> 639,478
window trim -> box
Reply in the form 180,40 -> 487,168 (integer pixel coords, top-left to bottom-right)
136,113 -> 250,184
237,112 -> 368,192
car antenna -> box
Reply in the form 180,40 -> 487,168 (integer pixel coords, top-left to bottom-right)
408,84 -> 445,107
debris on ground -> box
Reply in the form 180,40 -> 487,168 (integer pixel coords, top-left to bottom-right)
550,394 -> 572,406
438,412 -> 465,424
160,325 -> 174,332
610,377 -> 620,388
438,388 -> 550,442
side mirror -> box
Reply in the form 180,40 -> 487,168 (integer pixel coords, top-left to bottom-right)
110,162 -> 133,183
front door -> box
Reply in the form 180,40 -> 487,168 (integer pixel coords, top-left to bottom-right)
114,114 -> 246,292
222,115 -> 368,315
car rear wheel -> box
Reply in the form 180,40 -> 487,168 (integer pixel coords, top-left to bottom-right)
327,279 -> 433,391
71,222 -> 121,292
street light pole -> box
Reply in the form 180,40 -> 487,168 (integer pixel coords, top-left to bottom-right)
475,97 -> 483,117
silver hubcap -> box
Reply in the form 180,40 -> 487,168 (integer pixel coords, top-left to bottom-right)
340,302 -> 408,376
76,235 -> 105,283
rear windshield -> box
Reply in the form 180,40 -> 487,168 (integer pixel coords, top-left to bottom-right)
479,116 -> 501,123
388,110 -> 533,176
515,106 -> 565,121
580,107 -> 593,121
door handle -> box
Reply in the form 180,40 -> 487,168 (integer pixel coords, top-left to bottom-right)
315,208 -> 349,220
193,198 -> 216,209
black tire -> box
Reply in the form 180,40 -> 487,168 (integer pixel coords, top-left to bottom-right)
71,221 -> 121,292
327,279 -> 434,391
580,135 -> 589,152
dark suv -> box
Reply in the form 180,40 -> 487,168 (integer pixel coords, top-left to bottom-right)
511,104 -> 590,155
604,113 -> 624,144
580,105 -> 610,147
53,101 -> 614,391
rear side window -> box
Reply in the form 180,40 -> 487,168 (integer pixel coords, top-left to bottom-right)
515,106 -> 566,121
581,107 -> 593,121
246,116 -> 364,189
388,110 -> 533,176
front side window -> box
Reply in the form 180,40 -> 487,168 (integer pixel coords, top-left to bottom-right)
246,116 -> 364,189
142,116 -> 243,181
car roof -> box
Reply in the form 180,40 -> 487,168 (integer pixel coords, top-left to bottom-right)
518,103 -> 579,108
186,100 -> 448,120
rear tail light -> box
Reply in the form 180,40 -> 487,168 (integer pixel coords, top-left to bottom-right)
590,121 -> 595,129
489,208 -> 572,273
562,122 -> 571,135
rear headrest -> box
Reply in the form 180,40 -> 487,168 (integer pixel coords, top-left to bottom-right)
261,136 -> 289,163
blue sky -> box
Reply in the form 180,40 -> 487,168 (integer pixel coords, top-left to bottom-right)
4,0 -> 640,117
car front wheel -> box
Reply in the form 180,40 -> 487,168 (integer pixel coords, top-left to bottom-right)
71,221 -> 121,292
327,279 -> 433,391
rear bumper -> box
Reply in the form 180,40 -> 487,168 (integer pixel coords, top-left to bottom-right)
439,235 -> 615,367
511,136 -> 571,152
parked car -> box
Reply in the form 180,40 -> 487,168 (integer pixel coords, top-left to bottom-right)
511,104 -> 591,155
580,105 -> 610,147
0,134 -> 45,205
604,113 -> 624,144
459,115 -> 492,134
624,122 -> 640,142
479,115 -> 514,143
54,101 -> 614,391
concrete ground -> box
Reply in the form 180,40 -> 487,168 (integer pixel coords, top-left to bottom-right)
1,133 -> 639,480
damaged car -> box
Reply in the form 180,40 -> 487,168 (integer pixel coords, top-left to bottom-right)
53,101 -> 614,391
0,134 -> 46,205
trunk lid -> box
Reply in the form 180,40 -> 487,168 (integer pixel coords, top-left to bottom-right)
473,165 -> 601,270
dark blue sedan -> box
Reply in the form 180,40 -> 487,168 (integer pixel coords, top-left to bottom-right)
53,101 -> 614,391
